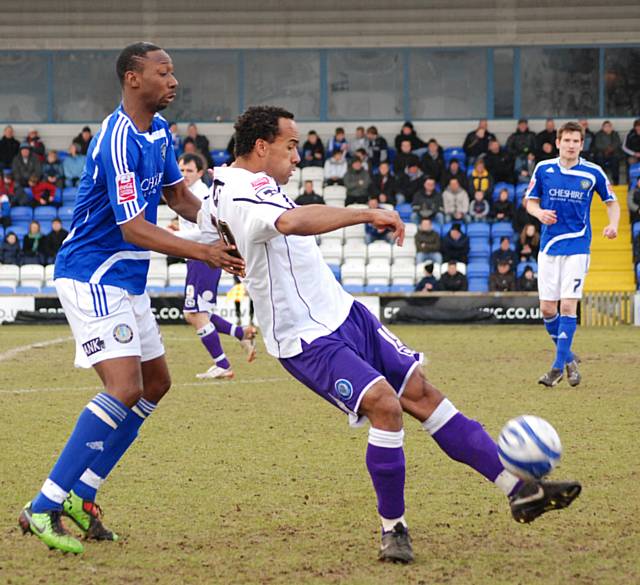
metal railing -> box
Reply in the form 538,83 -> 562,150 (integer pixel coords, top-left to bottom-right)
581,292 -> 635,326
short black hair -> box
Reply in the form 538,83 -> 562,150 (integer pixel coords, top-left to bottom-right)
233,106 -> 295,158
178,152 -> 205,172
116,42 -> 162,86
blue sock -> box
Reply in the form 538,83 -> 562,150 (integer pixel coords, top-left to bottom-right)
31,393 -> 129,513
552,315 -> 577,370
545,313 -> 574,364
73,398 -> 156,501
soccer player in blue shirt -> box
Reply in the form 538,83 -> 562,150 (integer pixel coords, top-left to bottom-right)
525,121 -> 620,387
18,42 -> 244,554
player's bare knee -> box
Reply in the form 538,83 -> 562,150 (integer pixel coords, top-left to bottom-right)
361,383 -> 402,431
559,299 -> 578,316
401,367 -> 445,421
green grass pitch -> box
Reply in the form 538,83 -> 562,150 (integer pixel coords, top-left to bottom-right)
0,323 -> 638,585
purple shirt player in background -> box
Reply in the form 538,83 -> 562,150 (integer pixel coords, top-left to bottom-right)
210,106 -> 582,564
175,151 -> 257,379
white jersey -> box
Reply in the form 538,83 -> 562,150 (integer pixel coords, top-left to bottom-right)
211,166 -> 354,358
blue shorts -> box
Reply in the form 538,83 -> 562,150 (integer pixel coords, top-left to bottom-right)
183,260 -> 221,313
279,301 -> 422,426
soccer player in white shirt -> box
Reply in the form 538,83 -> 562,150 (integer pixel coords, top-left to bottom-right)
18,43 -> 244,554
176,152 -> 257,379
526,121 -> 620,387
211,106 -> 582,563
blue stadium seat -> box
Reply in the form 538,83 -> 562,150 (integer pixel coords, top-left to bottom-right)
34,206 -> 59,224
344,284 -> 365,294
16,285 -> 41,294
468,277 -> 489,292
629,162 -> 640,186
146,286 -> 165,294
492,182 -> 516,201
58,206 -> 75,221
469,241 -> 491,261
9,225 -> 28,240
491,221 -> 514,241
327,263 -> 341,282
0,285 -> 16,294
517,261 -> 538,278
211,150 -> 230,167
41,286 -> 57,294
218,284 -> 233,293
57,151 -> 69,161
386,147 -> 396,166
389,284 -> 414,293
431,221 -> 443,236
632,221 -> 640,239
442,221 -> 468,235
467,223 -> 490,238
365,284 -> 389,294
395,203 -> 413,222
467,261 -> 491,279
10,206 -> 33,224
164,285 -> 184,294
63,187 -> 79,204
443,147 -> 466,167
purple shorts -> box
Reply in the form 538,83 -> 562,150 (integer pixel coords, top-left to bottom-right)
183,260 -> 222,313
280,301 -> 422,425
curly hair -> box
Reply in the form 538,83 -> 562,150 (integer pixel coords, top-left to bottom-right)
233,106 -> 295,158
116,42 -> 162,87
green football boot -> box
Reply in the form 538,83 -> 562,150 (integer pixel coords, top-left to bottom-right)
18,502 -> 84,554
63,491 -> 119,541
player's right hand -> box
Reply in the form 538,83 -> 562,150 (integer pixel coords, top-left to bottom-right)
206,241 -> 246,277
538,209 -> 557,225
369,209 -> 405,246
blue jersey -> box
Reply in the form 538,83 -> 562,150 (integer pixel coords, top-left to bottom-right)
525,157 -> 616,256
55,105 -> 183,294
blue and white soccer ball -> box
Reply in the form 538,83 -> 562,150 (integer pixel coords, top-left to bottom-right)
497,415 -> 562,480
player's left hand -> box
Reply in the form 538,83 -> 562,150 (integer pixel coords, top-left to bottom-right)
602,225 -> 618,239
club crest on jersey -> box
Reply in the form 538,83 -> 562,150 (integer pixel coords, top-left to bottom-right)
113,323 -> 134,344
160,141 -> 167,162
116,172 -> 137,204
580,179 -> 591,190
334,378 -> 354,401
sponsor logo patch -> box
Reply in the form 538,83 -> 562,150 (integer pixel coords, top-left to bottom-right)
82,337 -> 105,357
334,378 -> 354,401
251,177 -> 270,190
116,172 -> 137,204
113,323 -> 134,344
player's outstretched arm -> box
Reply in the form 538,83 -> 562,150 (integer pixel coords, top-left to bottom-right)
525,198 -> 557,225
603,200 -> 620,239
275,204 -> 405,245
163,181 -> 202,223
120,213 -> 245,274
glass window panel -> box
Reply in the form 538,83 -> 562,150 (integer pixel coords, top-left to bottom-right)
409,50 -> 487,119
604,48 -> 640,117
53,52 -> 119,122
494,48 -> 514,118
244,51 -> 320,119
0,53 -> 48,122
520,48 -> 598,117
163,51 -> 238,122
327,50 -> 403,120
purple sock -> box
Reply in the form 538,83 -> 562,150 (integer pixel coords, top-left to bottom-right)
423,399 -> 521,496
197,323 -> 231,369
210,314 -> 243,340
366,428 -> 406,521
